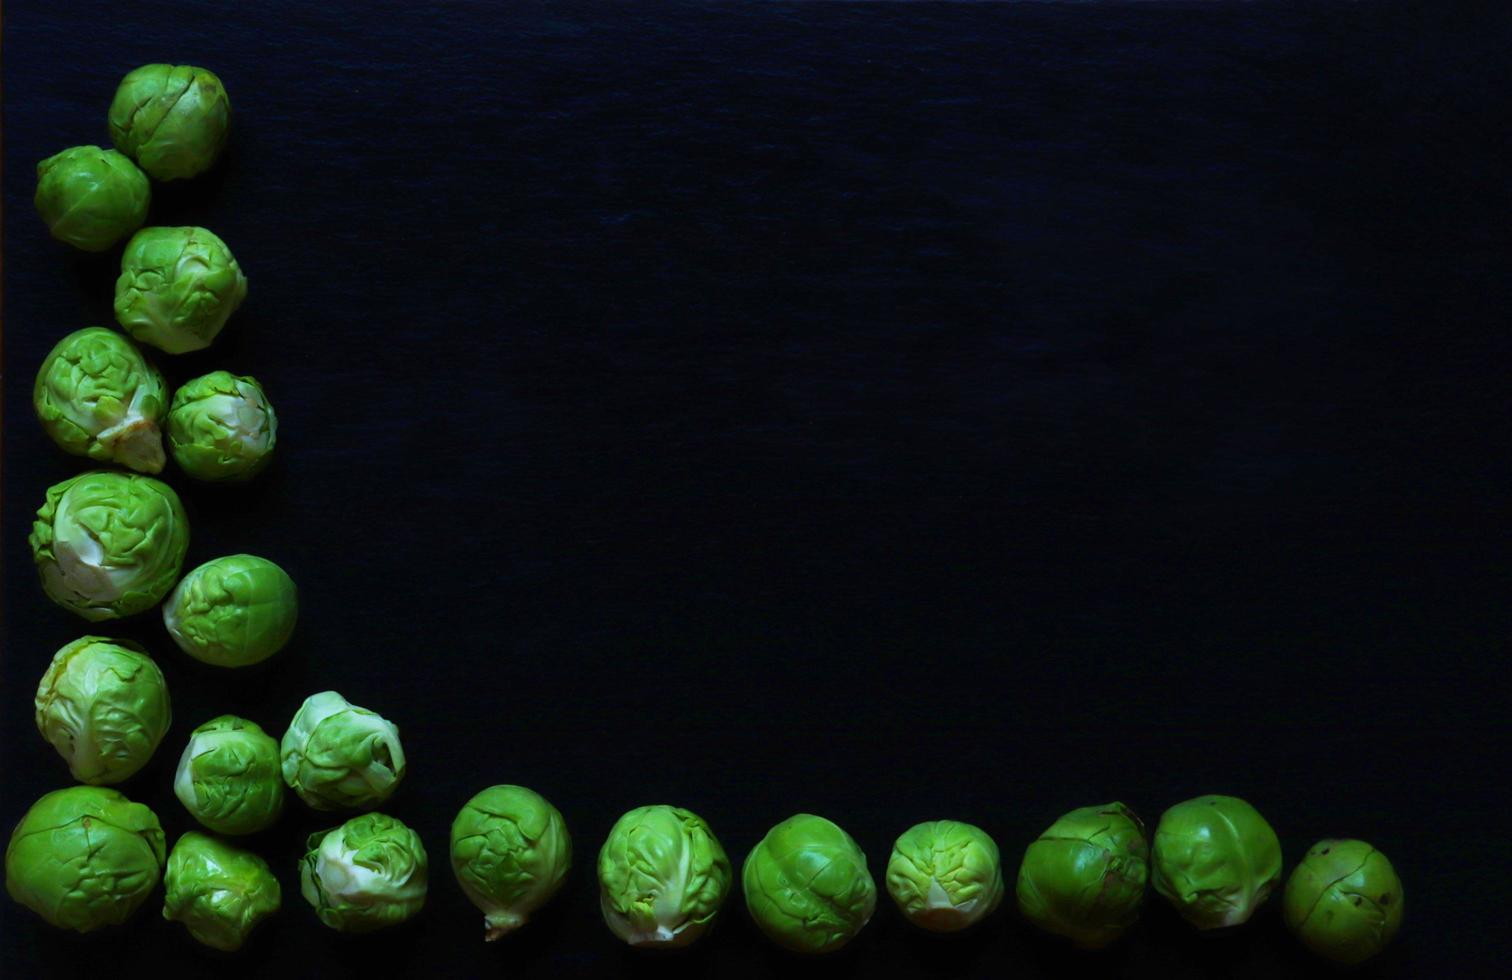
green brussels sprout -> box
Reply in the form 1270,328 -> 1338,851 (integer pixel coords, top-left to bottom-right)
34,146 -> 149,251
107,64 -> 230,181
162,832 -> 280,950
886,819 -> 1004,933
1016,802 -> 1148,948
1283,839 -> 1403,965
5,786 -> 165,932
34,636 -> 171,785
300,812 -> 428,932
598,804 -> 732,948
742,813 -> 876,954
174,715 -> 285,835
114,226 -> 247,354
450,784 -> 572,940
30,469 -> 190,620
33,327 -> 167,473
281,691 -> 406,811
163,554 -> 297,667
166,371 -> 277,482
1152,795 -> 1282,930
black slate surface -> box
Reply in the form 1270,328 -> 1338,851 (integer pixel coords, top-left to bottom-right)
3,1 -> 1509,976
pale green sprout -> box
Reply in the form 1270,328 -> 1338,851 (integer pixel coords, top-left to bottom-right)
114,225 -> 247,354
1016,802 -> 1148,948
742,813 -> 877,954
162,832 -> 280,951
30,470 -> 190,620
174,715 -> 285,835
5,786 -> 166,932
1283,839 -> 1404,965
34,636 -> 171,784
281,691 -> 406,810
598,804 -> 732,948
451,785 -> 572,940
886,820 -> 1004,933
34,327 -> 167,473
167,371 -> 277,482
35,145 -> 149,250
163,554 -> 298,667
1152,795 -> 1282,930
108,64 -> 230,181
300,813 -> 428,932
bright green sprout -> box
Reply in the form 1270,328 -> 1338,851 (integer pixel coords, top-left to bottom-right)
114,225 -> 247,354
108,64 -> 230,181
34,636 -> 171,785
281,691 -> 406,811
33,327 -> 168,473
34,146 -> 149,251
742,813 -> 876,954
167,371 -> 277,482
1283,839 -> 1403,965
174,715 -> 285,835
1152,795 -> 1282,930
451,784 -> 572,941
161,832 -> 280,951
5,786 -> 165,932
29,469 -> 189,620
300,812 -> 428,932
1016,802 -> 1148,948
598,804 -> 732,948
163,554 -> 297,667
886,819 -> 1004,933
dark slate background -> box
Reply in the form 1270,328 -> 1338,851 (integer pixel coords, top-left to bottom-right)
3,2 -> 1509,977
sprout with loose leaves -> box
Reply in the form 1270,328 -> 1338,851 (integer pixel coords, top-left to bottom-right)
743,813 -> 876,954
34,636 -> 171,785
167,371 -> 277,482
1283,839 -> 1403,965
174,715 -> 285,835
34,146 -> 149,251
114,226 -> 247,354
281,691 -> 406,811
163,554 -> 297,667
30,469 -> 189,620
33,327 -> 168,473
108,64 -> 230,181
162,832 -> 280,951
300,813 -> 428,932
886,820 -> 1004,933
451,785 -> 572,940
1016,802 -> 1148,948
5,786 -> 166,932
598,804 -> 732,948
1152,795 -> 1282,930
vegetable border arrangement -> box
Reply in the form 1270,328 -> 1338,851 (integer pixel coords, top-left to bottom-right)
8,64 -> 1403,968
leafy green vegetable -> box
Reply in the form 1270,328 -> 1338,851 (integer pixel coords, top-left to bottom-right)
162,832 -> 280,950
300,813 -> 427,932
163,555 -> 297,667
114,226 -> 247,354
742,813 -> 876,954
281,691 -> 406,810
34,635 -> 171,784
451,784 -> 572,940
887,819 -> 1003,932
33,327 -> 167,473
598,804 -> 731,948
1152,795 -> 1282,930
34,146 -> 149,251
174,715 -> 285,835
108,64 -> 230,181
167,371 -> 277,481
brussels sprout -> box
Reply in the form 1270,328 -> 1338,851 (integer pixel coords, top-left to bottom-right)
598,804 -> 732,948
451,784 -> 572,940
300,812 -> 428,932
114,226 -> 247,354
174,715 -> 285,835
162,832 -> 280,950
886,820 -> 1003,933
34,146 -> 149,251
107,64 -> 230,181
34,636 -> 171,785
281,691 -> 406,811
30,469 -> 190,620
33,327 -> 167,473
167,371 -> 277,482
1016,802 -> 1148,948
1283,839 -> 1403,965
5,786 -> 165,932
742,813 -> 876,954
1152,795 -> 1282,930
163,555 -> 297,667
